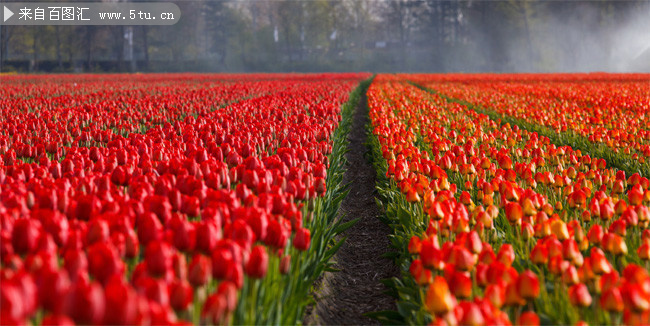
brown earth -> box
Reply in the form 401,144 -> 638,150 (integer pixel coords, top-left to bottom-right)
305,89 -> 399,325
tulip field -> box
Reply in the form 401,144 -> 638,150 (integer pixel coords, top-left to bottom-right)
1,72 -> 650,325
368,74 -> 650,325
0,73 -> 371,325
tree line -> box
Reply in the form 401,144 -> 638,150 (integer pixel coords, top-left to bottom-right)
1,0 -> 648,73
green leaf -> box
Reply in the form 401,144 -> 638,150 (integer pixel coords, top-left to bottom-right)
333,218 -> 359,235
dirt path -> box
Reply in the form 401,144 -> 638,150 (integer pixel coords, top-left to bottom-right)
307,89 -> 399,325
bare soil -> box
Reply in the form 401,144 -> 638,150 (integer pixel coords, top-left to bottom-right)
306,89 -> 399,325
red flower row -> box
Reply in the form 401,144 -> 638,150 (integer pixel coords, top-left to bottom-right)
0,73 -> 368,325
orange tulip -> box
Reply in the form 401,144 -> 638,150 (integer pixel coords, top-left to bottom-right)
600,287 -> 624,312
530,243 -> 549,265
425,276 -> 456,316
562,265 -> 580,285
497,244 -> 515,267
484,283 -> 506,309
587,224 -> 604,245
516,270 -> 540,300
517,311 -> 540,326
504,281 -> 525,307
569,283 -> 593,307
459,302 -> 485,326
590,248 -> 612,276
621,281 -> 650,312
448,245 -> 476,272
550,219 -> 570,241
505,202 -> 523,224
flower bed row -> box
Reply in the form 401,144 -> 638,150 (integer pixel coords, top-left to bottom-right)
368,75 -> 650,325
405,73 -> 650,177
0,73 -> 370,325
0,74 -> 355,163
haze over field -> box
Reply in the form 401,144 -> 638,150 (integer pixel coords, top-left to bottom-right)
1,0 -> 649,73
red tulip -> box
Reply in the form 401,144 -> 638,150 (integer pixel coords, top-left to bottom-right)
449,271 -> 472,299
189,254 -> 212,287
410,259 -> 432,286
136,212 -> 163,246
103,278 -> 138,325
145,241 -> 173,277
169,280 -> 193,311
408,236 -> 422,254
530,243 -> 549,265
293,227 -> 311,251
265,219 -> 289,249
38,268 -> 71,313
245,245 -> 268,279
203,294 -> 228,325
458,302 -> 485,326
448,245 -> 476,272
64,279 -> 106,325
196,221 -> 221,254
41,314 -> 75,326
421,238 -> 443,270
11,218 -> 42,255
1,282 -> 25,321
505,202 -> 523,224
87,242 -> 125,284
280,255 -> 291,275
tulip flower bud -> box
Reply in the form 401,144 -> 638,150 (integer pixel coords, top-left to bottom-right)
64,280 -> 106,325
11,218 -> 42,255
518,311 -> 540,326
517,270 -> 540,300
245,245 -> 268,279
620,282 -> 650,312
39,268 -> 71,313
42,315 -> 75,326
449,271 -> 472,299
189,254 -> 212,287
145,242 -> 173,277
484,283 -> 505,308
505,202 -> 523,225
497,244 -> 515,267
103,278 -> 138,325
530,243 -> 548,265
408,236 -> 422,254
459,302 -> 485,326
202,294 -> 228,325
421,238 -> 443,270
569,283 -> 592,307
425,276 -> 456,316
504,281 -> 525,307
169,280 -> 193,311
410,259 -> 432,286
293,228 -> 311,251
280,255 -> 291,275
600,287 -> 624,312
87,242 -> 125,284
265,219 -> 289,249
521,222 -> 534,240
638,242 -> 650,260
448,245 -> 476,272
